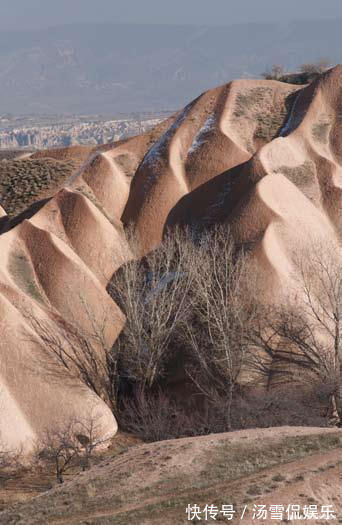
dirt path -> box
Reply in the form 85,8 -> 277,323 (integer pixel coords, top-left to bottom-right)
42,447 -> 342,524
2,427 -> 342,525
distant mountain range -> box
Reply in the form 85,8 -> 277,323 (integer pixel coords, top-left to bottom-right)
0,19 -> 341,115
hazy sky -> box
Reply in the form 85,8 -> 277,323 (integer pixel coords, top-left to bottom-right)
1,0 -> 341,30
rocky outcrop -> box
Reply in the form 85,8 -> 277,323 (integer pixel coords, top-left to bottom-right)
2,66 -> 342,452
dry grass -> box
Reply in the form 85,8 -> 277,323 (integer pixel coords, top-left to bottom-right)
0,150 -> 34,161
0,158 -> 75,217
114,153 -> 139,178
274,161 -> 315,187
1,428 -> 341,524
8,251 -> 45,303
232,87 -> 296,153
233,88 -> 274,119
0,432 -> 139,515
31,145 -> 93,169
312,118 -> 331,144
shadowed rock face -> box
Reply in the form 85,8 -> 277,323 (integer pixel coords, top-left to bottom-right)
2,66 -> 342,451
0,117 -> 175,452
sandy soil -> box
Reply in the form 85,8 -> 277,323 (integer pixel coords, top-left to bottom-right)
1,426 -> 342,524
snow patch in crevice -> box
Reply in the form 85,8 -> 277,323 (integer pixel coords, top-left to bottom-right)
188,115 -> 216,155
140,101 -> 194,171
196,177 -> 236,230
279,91 -> 303,137
136,101 -> 196,195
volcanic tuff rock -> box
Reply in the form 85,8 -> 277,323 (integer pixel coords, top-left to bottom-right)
1,66 -> 342,451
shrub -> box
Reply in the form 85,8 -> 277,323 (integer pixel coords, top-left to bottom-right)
262,64 -> 286,80
117,386 -> 327,443
300,58 -> 331,75
0,158 -> 74,217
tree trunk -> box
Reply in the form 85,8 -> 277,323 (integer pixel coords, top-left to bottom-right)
327,393 -> 340,426
226,383 -> 234,431
332,320 -> 342,425
57,467 -> 64,484
56,457 -> 64,484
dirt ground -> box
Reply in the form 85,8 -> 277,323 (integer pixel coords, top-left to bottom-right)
1,426 -> 342,524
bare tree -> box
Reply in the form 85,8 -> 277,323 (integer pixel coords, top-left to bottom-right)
300,58 -> 331,75
35,420 -> 80,484
108,227 -> 196,392
23,228 -> 195,412
74,410 -> 110,470
0,434 -> 23,488
118,389 -> 191,442
24,307 -> 118,411
262,64 -> 286,80
35,411 -> 108,483
294,243 -> 342,423
249,242 -> 342,425
183,226 -> 257,431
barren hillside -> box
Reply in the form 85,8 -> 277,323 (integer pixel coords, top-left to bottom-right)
1,66 -> 342,497
1,427 -> 342,524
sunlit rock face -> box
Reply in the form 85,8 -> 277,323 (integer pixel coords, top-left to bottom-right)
2,67 -> 342,450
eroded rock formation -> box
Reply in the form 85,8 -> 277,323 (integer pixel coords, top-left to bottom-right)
2,66 -> 342,451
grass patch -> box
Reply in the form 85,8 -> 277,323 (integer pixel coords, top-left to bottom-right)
0,158 -> 74,217
312,118 -> 331,144
246,484 -> 263,496
272,473 -> 286,482
232,87 -> 296,152
293,473 -> 305,481
233,88 -> 274,118
8,251 -> 44,303
196,432 -> 342,490
2,431 -> 342,525
274,160 -> 315,188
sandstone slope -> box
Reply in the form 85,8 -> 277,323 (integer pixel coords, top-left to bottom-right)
1,67 -> 342,452
0,118 -> 175,452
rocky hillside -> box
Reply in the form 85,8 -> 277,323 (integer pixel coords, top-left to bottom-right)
1,65 -> 342,456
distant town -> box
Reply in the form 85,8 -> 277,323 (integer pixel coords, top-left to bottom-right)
0,112 -> 171,149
